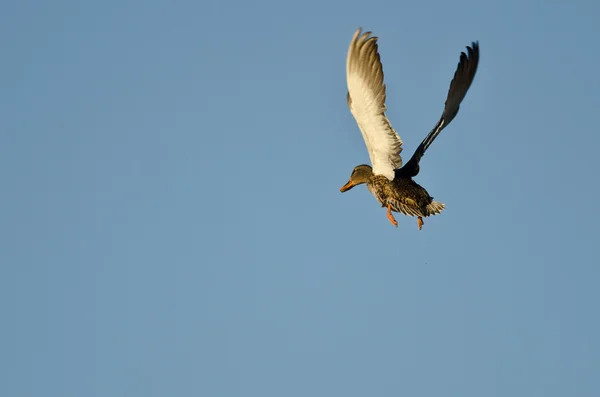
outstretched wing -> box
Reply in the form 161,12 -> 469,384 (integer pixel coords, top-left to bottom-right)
399,42 -> 480,178
346,28 -> 403,181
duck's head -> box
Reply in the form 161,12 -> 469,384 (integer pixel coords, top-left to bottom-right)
340,164 -> 373,192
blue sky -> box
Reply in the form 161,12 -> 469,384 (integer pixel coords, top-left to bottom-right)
2,0 -> 600,396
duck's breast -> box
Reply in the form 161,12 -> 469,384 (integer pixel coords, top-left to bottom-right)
366,175 -> 394,207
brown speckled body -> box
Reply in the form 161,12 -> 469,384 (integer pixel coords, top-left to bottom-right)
366,175 -> 443,218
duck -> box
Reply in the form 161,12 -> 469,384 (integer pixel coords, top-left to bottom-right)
340,28 -> 480,229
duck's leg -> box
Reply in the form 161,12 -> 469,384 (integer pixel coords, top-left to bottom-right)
386,204 -> 398,227
417,217 -> 424,230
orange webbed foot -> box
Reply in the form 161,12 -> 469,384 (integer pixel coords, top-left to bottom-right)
386,204 -> 398,227
417,217 -> 424,230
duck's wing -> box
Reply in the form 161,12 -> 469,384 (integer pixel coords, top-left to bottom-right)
399,42 -> 480,178
346,28 -> 403,181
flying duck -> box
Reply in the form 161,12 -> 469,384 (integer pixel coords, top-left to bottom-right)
340,28 -> 480,229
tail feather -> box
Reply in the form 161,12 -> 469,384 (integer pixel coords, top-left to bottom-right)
425,200 -> 445,216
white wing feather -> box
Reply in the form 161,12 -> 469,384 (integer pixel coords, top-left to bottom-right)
346,28 -> 403,180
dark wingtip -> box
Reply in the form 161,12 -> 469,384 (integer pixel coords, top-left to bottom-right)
466,42 -> 480,63
460,41 -> 480,64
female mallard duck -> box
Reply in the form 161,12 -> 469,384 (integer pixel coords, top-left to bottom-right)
340,28 -> 479,229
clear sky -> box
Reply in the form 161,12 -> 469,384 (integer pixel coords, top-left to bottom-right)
2,0 -> 600,396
